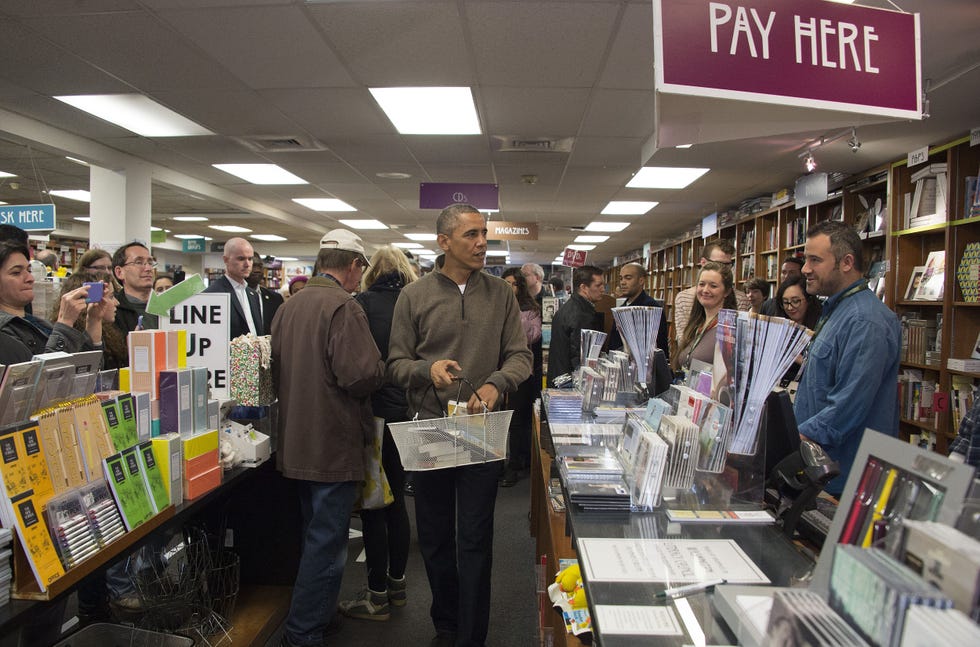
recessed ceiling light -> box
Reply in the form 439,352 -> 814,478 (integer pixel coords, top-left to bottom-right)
393,242 -> 423,249
404,233 -> 437,241
574,235 -> 609,244
369,87 -> 481,135
585,221 -> 630,232
674,144 -> 693,149
568,244 -> 595,251
277,256 -> 298,261
54,94 -> 213,137
601,201 -> 659,215
376,172 -> 413,180
292,198 -> 356,211
208,225 -> 252,233
213,164 -> 308,185
49,189 -> 91,202
73,216 -> 91,223
0,171 -> 15,178
339,219 -> 388,230
174,234 -> 205,239
65,156 -> 89,166
251,234 -> 288,242
172,216 -> 209,222
626,167 -> 709,189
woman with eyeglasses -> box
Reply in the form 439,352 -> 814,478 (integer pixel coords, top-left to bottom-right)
50,271 -> 128,369
74,249 -> 122,291
775,276 -> 822,385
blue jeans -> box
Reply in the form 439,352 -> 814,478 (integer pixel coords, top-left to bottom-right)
283,480 -> 358,646
414,461 -> 502,647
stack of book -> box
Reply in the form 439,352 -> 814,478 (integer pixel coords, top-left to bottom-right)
0,528 -> 10,606
544,390 -> 584,423
947,357 -> 980,372
898,370 -> 937,424
558,451 -> 630,511
830,545 -> 952,647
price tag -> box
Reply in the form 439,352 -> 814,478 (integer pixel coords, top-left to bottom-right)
907,146 -> 929,167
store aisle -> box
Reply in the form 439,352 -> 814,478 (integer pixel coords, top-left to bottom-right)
267,475 -> 538,647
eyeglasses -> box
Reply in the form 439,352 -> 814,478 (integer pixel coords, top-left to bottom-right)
781,297 -> 804,308
123,258 -> 158,268
86,264 -> 112,272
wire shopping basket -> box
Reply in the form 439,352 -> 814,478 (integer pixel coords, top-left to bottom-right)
390,378 -> 513,470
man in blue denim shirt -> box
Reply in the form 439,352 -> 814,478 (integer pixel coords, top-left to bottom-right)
794,221 -> 900,495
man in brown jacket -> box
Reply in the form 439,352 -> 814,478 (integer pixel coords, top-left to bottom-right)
272,229 -> 385,647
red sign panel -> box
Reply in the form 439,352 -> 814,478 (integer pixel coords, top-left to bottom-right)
563,248 -> 588,268
654,0 -> 921,119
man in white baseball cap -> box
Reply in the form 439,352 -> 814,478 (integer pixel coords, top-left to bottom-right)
320,229 -> 370,268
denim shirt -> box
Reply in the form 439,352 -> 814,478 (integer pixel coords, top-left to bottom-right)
794,279 -> 900,494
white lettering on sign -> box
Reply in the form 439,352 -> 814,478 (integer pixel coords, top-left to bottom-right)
794,15 -> 878,72
709,3 -> 775,59
907,146 -> 930,167
493,226 -> 530,235
0,209 -> 47,224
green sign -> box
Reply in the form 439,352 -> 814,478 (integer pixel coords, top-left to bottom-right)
151,230 -> 167,244
182,238 -> 206,252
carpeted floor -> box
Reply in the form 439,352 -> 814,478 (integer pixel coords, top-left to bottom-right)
267,474 -> 538,647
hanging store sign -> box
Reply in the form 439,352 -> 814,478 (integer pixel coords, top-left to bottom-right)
0,203 -> 56,231
161,292 -> 230,399
563,248 -> 588,268
487,221 -> 538,240
653,0 -> 921,119
182,238 -> 206,253
794,172 -> 828,209
419,183 -> 499,210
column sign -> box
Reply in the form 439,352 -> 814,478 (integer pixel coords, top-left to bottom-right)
0,204 -> 56,231
488,221 -> 538,241
654,0 -> 921,119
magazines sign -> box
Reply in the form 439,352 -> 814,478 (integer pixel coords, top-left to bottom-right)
654,0 -> 921,119
563,248 -> 588,268
488,221 -> 538,241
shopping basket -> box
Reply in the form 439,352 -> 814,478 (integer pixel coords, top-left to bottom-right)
389,378 -> 513,471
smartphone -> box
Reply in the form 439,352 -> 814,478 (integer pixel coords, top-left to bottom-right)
83,281 -> 104,303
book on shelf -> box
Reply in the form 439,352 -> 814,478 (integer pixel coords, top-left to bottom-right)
909,162 -> 948,184
913,250 -> 945,301
957,241 -> 980,303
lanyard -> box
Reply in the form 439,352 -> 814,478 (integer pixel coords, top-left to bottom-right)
684,314 -> 718,368
809,281 -> 866,344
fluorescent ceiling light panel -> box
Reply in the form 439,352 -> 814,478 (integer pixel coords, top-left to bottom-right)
393,242 -> 423,249
49,189 -> 91,202
251,234 -> 287,242
208,224 -> 252,233
601,201 -> 659,215
0,201 -> 7,205
54,94 -> 213,137
0,171 -> 16,178
486,250 -> 509,256
174,234 -> 205,239
65,156 -> 89,165
584,221 -> 630,232
151,226 -> 163,231
172,216 -> 209,222
214,164 -> 307,185
574,235 -> 609,244
73,216 -> 91,222
277,256 -> 298,261
674,144 -> 693,149
568,244 -> 596,251
292,198 -> 356,211
369,87 -> 481,135
339,219 -> 388,230
404,233 -> 437,241
626,167 -> 709,189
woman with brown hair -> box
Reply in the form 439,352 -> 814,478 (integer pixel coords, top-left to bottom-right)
51,271 -> 128,369
672,261 -> 737,376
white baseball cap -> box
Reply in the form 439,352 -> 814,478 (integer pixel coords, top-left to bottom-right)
320,229 -> 369,265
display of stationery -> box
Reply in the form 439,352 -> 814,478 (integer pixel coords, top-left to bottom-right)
579,329 -> 607,369
611,306 -> 664,387
900,605 -> 980,645
830,545 -> 952,647
766,588 -> 869,646
0,527 -> 11,606
730,313 -> 812,455
78,479 -> 126,548
543,389 -> 585,423
43,489 -> 100,569
658,415 -> 699,490
0,361 -> 41,427
900,520 -> 980,618
102,450 -> 154,531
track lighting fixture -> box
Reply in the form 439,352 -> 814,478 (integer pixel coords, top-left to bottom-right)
848,128 -> 861,153
803,151 -> 817,173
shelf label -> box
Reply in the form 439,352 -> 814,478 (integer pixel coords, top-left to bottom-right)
907,146 -> 929,167
971,127 -> 980,148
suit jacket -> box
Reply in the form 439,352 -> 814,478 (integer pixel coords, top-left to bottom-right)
258,286 -> 284,334
607,289 -> 670,362
204,275 -> 264,339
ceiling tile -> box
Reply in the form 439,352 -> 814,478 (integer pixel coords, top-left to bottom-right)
598,2 -> 655,90
151,90 -> 303,137
257,88 -> 391,138
567,136 -> 644,168
481,87 -> 590,137
580,89 -> 654,138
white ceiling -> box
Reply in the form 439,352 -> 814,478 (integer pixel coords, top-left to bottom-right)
0,0 -> 977,265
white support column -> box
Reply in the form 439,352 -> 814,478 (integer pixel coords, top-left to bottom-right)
89,163 -> 152,253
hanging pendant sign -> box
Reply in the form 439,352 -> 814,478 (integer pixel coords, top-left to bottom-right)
794,172 -> 829,209
563,248 -> 588,268
0,203 -> 56,231
419,183 -> 499,210
653,0 -> 921,119
487,221 -> 538,240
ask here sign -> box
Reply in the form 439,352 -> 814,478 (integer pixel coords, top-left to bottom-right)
654,0 -> 921,119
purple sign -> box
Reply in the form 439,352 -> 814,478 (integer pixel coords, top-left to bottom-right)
654,0 -> 921,119
419,183 -> 499,210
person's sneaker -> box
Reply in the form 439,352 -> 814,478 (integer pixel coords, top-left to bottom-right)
387,575 -> 407,607
338,588 -> 390,621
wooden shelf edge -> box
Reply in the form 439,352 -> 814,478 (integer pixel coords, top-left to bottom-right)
227,584 -> 291,647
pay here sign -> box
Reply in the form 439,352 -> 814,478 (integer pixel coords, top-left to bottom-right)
654,0 -> 921,119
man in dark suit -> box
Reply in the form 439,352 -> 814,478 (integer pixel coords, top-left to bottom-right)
608,262 -> 669,362
248,252 -> 284,333
203,237 -> 263,340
